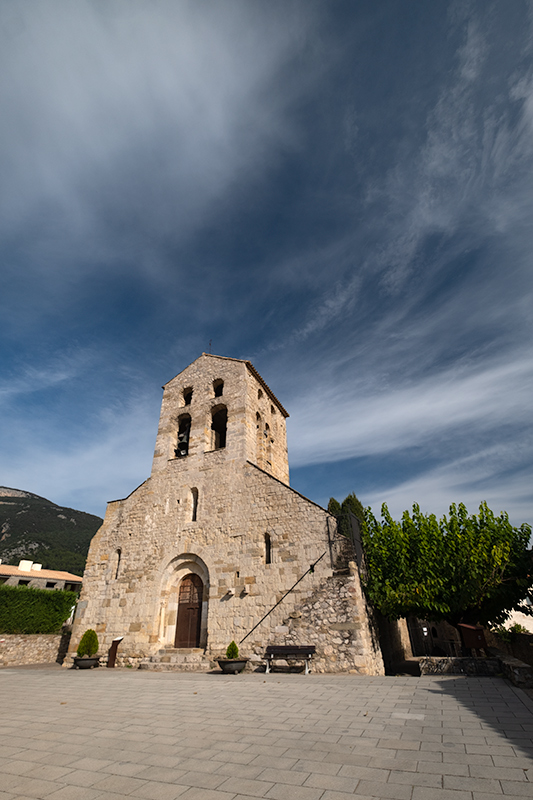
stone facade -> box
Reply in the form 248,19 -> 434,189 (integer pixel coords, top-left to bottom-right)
70,354 -> 384,674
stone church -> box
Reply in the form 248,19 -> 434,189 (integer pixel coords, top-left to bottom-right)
70,354 -> 385,673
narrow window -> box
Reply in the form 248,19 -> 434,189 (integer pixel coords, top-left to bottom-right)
213,379 -> 224,397
271,405 -> 275,415
183,387 -> 193,406
258,389 -> 263,399
191,488 -> 199,522
265,533 -> 272,564
115,548 -> 122,580
175,414 -> 191,457
265,423 -> 272,466
211,406 -> 227,449
256,412 -> 263,466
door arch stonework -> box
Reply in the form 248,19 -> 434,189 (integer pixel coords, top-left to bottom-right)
158,552 -> 210,649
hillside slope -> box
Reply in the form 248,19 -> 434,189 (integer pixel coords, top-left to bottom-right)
0,487 -> 103,575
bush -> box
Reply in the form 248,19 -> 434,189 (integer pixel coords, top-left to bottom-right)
225,640 -> 239,659
77,629 -> 99,657
0,584 -> 77,634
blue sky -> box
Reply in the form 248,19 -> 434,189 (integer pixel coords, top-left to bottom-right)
1,0 -> 532,526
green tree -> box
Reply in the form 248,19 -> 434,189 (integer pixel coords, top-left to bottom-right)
361,501 -> 532,628
328,493 -> 365,538
341,493 -> 365,522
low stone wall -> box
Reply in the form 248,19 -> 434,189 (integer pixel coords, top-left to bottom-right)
484,628 -> 533,668
497,655 -> 533,689
419,655 -> 533,689
419,656 -> 501,676
0,631 -> 71,667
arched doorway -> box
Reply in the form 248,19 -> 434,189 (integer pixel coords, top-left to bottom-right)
175,573 -> 203,647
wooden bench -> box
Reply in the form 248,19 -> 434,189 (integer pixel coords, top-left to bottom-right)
264,645 -> 316,675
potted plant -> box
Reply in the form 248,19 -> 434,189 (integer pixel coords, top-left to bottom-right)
217,640 -> 248,674
72,629 -> 100,669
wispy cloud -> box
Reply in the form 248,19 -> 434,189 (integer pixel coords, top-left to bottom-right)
288,353 -> 533,465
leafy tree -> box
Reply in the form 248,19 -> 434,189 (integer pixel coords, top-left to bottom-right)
361,501 -> 532,628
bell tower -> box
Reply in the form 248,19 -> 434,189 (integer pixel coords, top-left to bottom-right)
151,354 -> 290,484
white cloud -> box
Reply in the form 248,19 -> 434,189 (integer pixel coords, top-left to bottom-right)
288,354 -> 533,467
0,0 -> 319,284
364,444 -> 533,527
0,395 -> 158,517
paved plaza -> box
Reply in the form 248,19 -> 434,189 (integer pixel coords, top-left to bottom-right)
0,667 -> 532,800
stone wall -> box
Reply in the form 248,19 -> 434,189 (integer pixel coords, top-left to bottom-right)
0,631 -> 71,667
419,654 -> 533,689
484,628 -> 533,667
257,562 -> 384,675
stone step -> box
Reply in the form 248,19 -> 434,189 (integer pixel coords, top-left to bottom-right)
139,647 -> 212,673
139,661 -> 212,672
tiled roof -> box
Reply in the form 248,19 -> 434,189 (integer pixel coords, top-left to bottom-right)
0,564 -> 82,581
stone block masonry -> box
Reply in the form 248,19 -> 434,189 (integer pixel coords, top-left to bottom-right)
69,354 -> 384,674
0,631 -> 71,667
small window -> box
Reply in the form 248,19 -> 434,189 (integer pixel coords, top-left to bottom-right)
46,582 -> 56,589
183,387 -> 193,406
271,405 -> 275,415
211,406 -> 227,449
213,379 -> 224,397
175,414 -> 191,457
258,389 -> 263,399
265,533 -> 272,564
191,488 -> 199,522
115,548 -> 122,580
18,579 -> 30,586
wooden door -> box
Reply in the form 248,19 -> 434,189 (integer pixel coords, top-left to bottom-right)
175,573 -> 203,648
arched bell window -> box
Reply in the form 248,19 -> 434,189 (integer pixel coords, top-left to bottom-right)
211,405 -> 227,450
213,379 -> 224,397
175,414 -> 191,457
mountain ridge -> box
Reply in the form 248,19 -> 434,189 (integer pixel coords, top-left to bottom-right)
0,487 -> 103,575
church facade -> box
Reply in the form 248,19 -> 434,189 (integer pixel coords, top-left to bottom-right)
70,354 -> 384,673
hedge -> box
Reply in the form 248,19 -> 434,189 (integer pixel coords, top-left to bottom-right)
0,584 -> 78,634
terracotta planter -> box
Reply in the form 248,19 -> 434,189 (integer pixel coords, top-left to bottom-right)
72,656 -> 100,669
217,658 -> 248,674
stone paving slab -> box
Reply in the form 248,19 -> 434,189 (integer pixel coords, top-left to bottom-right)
0,669 -> 532,799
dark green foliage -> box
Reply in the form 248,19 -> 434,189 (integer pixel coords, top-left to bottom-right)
327,498 -> 341,515
328,493 -> 365,537
0,489 -> 102,574
341,493 -> 365,522
225,640 -> 239,658
0,584 -> 78,634
362,501 -> 533,627
77,629 -> 99,657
